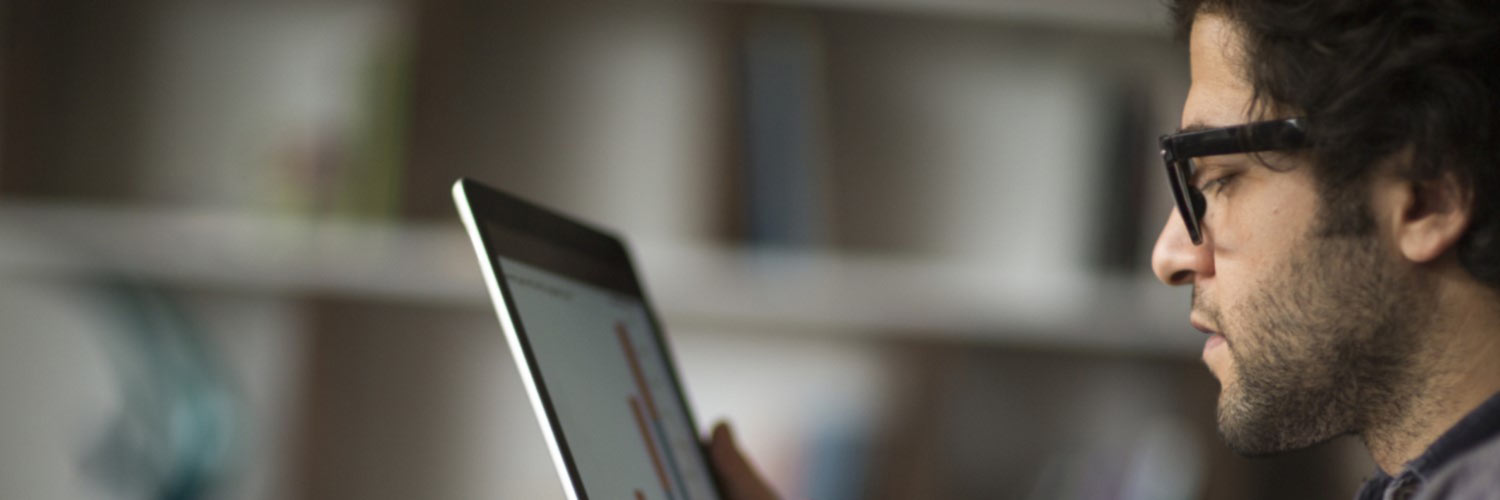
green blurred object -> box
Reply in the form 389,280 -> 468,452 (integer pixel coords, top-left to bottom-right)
82,282 -> 239,500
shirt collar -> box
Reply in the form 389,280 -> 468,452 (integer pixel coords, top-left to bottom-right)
1403,390 -> 1500,478
1357,390 -> 1500,498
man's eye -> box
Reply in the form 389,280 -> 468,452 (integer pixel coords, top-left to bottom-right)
1199,173 -> 1239,194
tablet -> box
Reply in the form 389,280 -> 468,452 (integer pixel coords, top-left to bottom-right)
452,178 -> 724,500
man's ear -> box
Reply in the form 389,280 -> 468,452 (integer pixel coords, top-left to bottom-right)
1385,170 -> 1472,264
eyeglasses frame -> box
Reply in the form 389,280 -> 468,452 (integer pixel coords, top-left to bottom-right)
1158,117 -> 1308,245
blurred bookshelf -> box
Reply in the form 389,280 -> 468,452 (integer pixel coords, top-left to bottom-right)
0,1 -> 1376,500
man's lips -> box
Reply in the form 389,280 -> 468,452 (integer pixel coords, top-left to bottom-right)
1191,317 -> 1227,353
1190,316 -> 1225,340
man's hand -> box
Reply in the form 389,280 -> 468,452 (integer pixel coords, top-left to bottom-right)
707,422 -> 781,500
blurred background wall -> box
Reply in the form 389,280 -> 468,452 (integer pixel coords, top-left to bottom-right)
0,0 -> 1375,499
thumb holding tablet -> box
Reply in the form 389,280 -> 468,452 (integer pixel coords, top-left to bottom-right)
707,422 -> 782,500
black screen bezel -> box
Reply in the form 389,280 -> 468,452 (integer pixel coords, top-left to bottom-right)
455,178 -> 722,500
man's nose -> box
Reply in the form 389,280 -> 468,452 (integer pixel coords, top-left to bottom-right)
1151,209 -> 1213,286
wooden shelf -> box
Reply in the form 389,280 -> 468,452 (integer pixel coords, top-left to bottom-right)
0,201 -> 1197,353
0,201 -> 481,304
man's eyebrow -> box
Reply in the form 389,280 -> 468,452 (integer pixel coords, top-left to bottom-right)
1174,122 -> 1219,134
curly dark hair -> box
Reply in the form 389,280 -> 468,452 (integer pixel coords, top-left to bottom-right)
1170,0 -> 1500,289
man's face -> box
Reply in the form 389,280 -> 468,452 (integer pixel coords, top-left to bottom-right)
1152,13 -> 1430,455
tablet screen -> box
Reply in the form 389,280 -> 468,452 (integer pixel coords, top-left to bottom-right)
495,253 -> 720,500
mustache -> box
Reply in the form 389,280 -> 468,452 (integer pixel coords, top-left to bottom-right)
1192,285 -> 1223,325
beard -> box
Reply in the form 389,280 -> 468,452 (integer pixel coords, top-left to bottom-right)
1201,227 -> 1434,456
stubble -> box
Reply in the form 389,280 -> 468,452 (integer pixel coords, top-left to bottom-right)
1206,230 -> 1432,456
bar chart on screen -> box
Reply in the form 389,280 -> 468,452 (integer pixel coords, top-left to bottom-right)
495,256 -> 718,500
621,322 -> 685,500
616,321 -> 719,500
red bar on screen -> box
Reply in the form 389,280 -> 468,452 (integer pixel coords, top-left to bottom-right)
630,396 -> 671,494
617,323 -> 662,421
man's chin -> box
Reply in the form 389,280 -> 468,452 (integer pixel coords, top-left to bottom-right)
1216,388 -> 1282,456
1217,426 -> 1346,458
1215,410 -> 1288,457
1215,392 -> 1347,457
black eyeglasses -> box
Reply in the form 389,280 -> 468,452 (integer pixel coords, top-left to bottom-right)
1158,117 -> 1308,245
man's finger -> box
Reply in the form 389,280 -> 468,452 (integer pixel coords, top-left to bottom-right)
708,422 -> 780,500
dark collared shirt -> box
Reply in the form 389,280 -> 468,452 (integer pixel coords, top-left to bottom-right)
1355,391 -> 1500,500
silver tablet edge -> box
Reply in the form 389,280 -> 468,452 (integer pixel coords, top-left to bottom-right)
452,180 -> 583,500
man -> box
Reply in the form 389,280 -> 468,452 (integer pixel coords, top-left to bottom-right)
710,1 -> 1500,498
1154,1 -> 1500,498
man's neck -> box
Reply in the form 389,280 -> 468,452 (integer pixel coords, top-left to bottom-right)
1362,278 -> 1500,475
